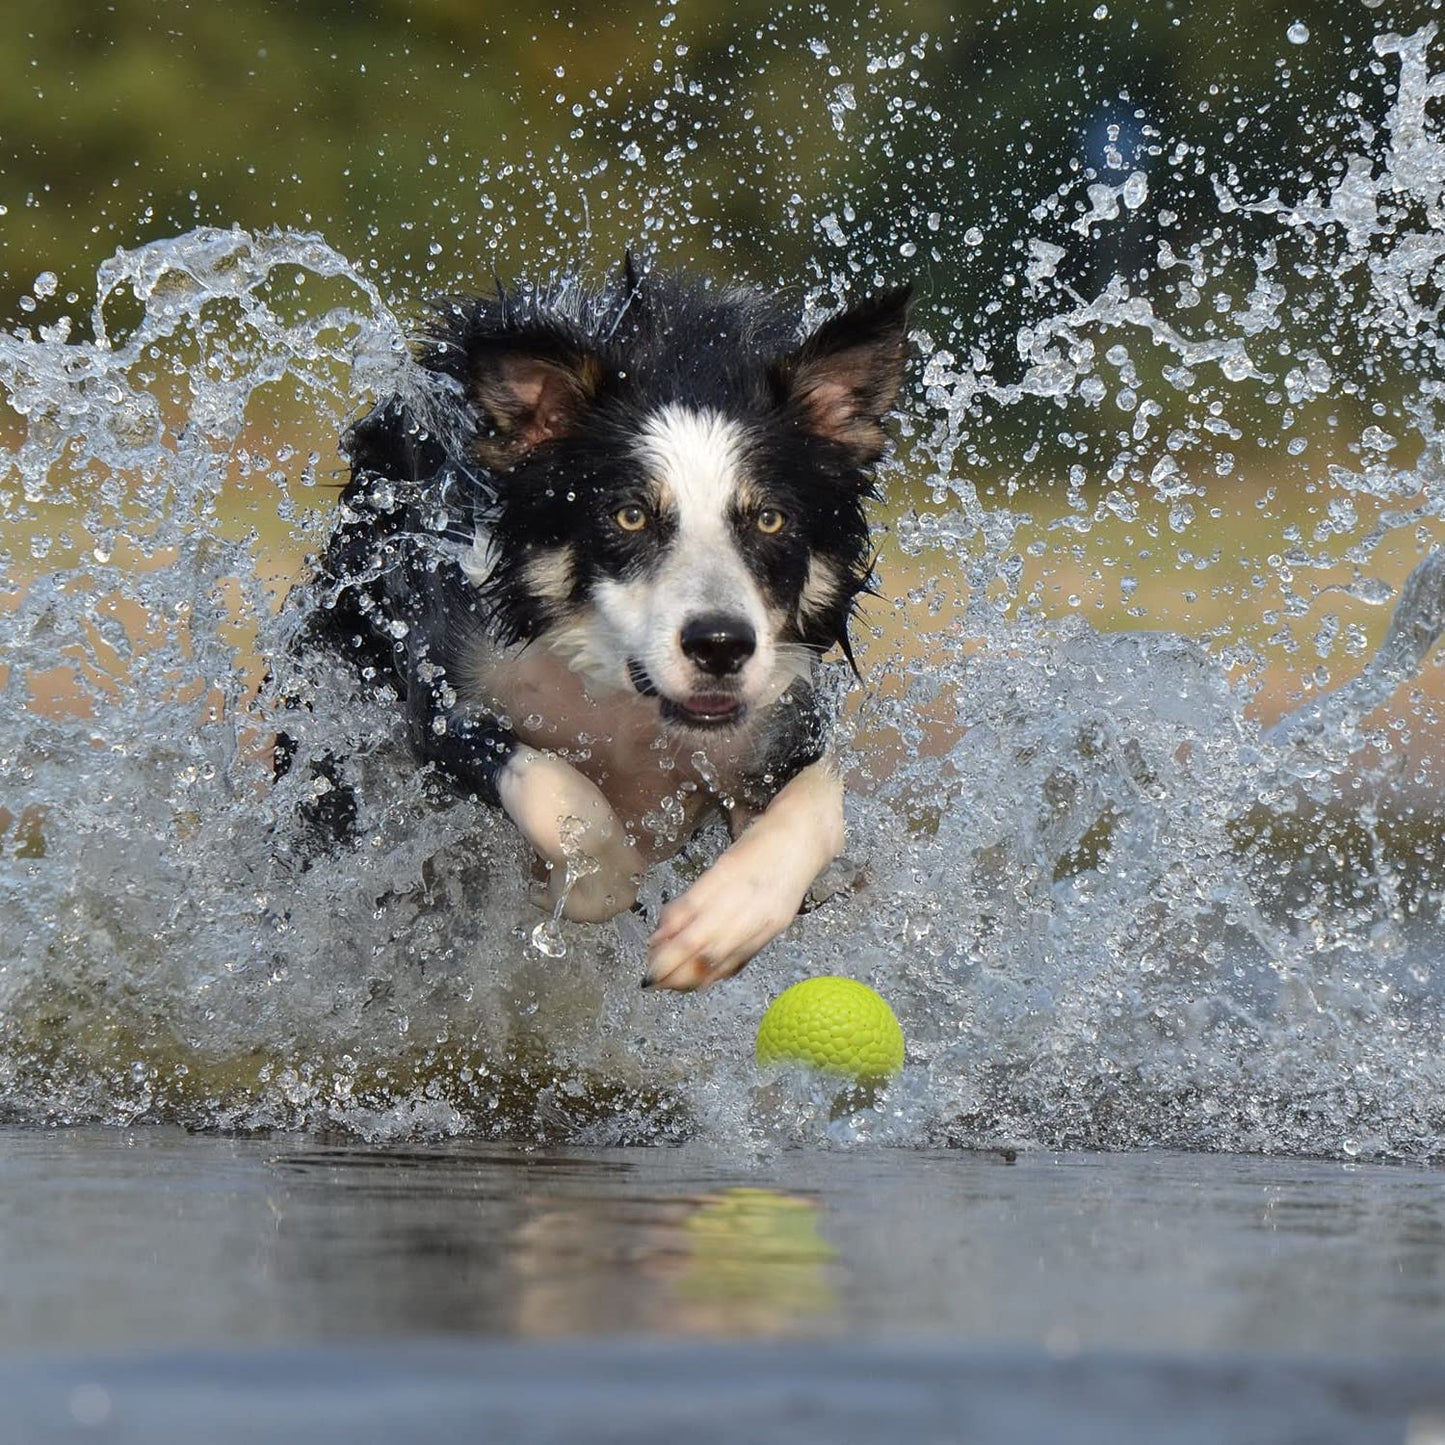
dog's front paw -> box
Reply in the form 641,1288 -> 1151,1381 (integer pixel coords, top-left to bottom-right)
642,846 -> 806,991
500,749 -> 640,923
536,829 -> 641,923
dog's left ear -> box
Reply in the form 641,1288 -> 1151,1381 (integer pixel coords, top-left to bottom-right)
777,285 -> 913,463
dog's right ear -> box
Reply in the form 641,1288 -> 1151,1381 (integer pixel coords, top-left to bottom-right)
466,342 -> 605,469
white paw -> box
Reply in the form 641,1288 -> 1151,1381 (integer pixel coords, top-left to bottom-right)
643,846 -> 806,991
642,758 -> 844,991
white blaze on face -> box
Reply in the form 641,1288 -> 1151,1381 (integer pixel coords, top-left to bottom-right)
585,404 -> 784,704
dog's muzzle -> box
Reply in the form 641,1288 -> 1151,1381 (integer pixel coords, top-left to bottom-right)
627,658 -> 660,697
628,656 -> 748,730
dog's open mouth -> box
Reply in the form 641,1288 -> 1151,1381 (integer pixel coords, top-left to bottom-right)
660,693 -> 747,729
630,660 -> 747,729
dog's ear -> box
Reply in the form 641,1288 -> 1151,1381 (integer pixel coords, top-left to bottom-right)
621,249 -> 646,300
467,342 -> 604,469
777,285 -> 913,463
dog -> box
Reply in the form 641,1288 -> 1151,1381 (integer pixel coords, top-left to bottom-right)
289,259 -> 911,990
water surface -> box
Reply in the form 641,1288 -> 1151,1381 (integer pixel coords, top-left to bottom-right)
5,1127 -> 1445,1356
5,1128 -> 1445,1443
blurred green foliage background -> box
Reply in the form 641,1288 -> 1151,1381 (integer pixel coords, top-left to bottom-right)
1,0 -> 1434,324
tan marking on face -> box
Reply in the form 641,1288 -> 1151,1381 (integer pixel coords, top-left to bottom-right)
736,477 -> 765,515
798,557 -> 841,622
525,546 -> 575,603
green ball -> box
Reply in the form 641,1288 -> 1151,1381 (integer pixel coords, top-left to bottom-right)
755,977 -> 905,1083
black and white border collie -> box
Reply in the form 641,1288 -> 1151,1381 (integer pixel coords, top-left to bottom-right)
297,259 -> 911,990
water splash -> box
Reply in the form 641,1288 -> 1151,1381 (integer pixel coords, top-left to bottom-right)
529,816 -> 606,958
3,28 -> 1445,1157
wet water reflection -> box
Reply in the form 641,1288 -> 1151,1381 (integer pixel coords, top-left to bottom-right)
266,1150 -> 840,1339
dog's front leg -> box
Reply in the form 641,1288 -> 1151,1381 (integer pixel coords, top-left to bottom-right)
408,665 -> 640,924
642,757 -> 845,991
497,746 -> 641,922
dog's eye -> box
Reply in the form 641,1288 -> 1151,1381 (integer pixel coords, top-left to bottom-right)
756,508 -> 786,535
615,504 -> 649,532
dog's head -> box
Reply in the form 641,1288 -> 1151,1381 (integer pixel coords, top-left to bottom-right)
427,267 -> 911,733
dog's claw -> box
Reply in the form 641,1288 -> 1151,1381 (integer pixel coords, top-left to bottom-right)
641,956 -> 707,992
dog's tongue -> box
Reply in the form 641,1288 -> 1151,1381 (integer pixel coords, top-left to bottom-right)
682,693 -> 742,718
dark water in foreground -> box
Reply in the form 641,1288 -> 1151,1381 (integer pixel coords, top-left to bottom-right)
3,1128 -> 1444,1442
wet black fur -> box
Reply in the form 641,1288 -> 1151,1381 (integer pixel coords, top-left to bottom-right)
287,262 -> 910,818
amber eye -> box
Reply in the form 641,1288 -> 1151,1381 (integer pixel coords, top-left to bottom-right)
756,507 -> 786,535
616,504 -> 649,532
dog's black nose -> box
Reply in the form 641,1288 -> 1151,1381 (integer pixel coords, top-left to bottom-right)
680,614 -> 756,676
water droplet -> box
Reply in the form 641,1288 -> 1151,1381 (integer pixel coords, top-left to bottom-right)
531,919 -> 568,957
1287,21 -> 1310,43
1346,577 -> 1395,606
